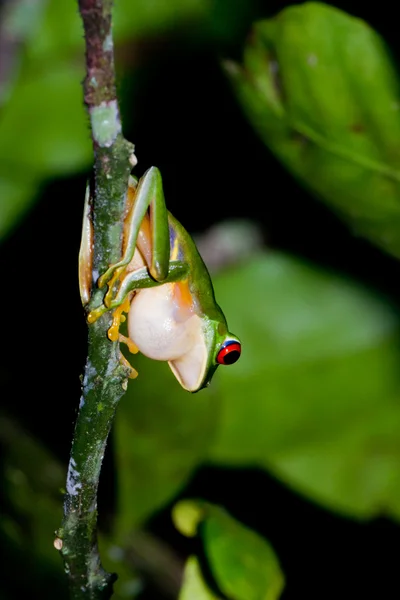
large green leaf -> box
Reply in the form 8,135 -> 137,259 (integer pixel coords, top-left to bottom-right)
226,2 -> 400,258
113,250 -> 400,526
0,63 -> 91,176
208,252 -> 400,519
174,500 -> 284,600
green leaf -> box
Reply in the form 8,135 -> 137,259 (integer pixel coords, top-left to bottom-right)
26,0 -> 208,64
226,2 -> 400,258
0,60 -> 91,238
172,499 -> 205,538
179,556 -> 222,600
0,63 -> 91,176
114,251 -> 400,523
113,0 -> 207,41
208,252 -> 400,519
175,501 -> 285,600
0,0 -> 217,239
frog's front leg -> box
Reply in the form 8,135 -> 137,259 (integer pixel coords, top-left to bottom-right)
87,262 -> 189,324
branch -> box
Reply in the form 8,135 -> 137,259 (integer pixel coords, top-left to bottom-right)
55,1 -> 135,598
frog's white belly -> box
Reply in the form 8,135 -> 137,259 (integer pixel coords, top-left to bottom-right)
128,283 -> 208,391
128,284 -> 197,360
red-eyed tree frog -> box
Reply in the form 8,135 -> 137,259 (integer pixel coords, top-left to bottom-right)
79,167 -> 241,392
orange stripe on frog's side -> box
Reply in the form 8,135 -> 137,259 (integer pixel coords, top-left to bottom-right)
173,280 -> 195,321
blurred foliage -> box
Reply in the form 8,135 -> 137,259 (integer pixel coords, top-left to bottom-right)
2,0 -> 400,598
179,556 -> 222,599
0,415 -> 66,599
174,500 -> 284,599
209,253 -> 400,520
0,0 -> 258,238
115,252 -> 400,526
226,2 -> 400,259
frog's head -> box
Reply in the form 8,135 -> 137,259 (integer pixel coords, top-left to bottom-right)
168,316 -> 241,393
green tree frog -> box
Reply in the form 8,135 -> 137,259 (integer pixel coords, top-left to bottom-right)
79,167 -> 241,392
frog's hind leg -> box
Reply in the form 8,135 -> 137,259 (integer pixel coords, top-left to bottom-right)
119,351 -> 138,379
118,332 -> 139,379
110,261 -> 189,309
99,167 -> 170,290
119,333 -> 139,355
107,296 -> 132,342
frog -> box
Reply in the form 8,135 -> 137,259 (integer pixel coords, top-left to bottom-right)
79,166 -> 241,392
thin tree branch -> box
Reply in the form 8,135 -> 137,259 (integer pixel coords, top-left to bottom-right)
55,1 -> 135,598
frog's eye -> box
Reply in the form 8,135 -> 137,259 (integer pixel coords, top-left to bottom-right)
216,340 -> 241,365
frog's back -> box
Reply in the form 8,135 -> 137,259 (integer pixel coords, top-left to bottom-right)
167,212 -> 227,326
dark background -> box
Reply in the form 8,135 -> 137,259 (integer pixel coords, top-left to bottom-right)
1,1 -> 399,598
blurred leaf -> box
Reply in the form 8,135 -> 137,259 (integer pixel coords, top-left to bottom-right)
175,501 -> 285,600
0,61 -> 91,236
0,413 -> 143,599
179,556 -> 222,600
172,499 -> 205,537
105,530 -> 184,599
114,354 -> 218,533
0,0 -> 47,105
0,63 -> 91,176
4,0 -> 46,41
0,0 -> 209,239
114,250 -> 400,523
0,414 -> 66,598
0,0 -> 255,239
26,0 -> 208,64
24,0 -> 83,63
207,252 -> 400,519
226,2 -> 400,258
114,0 -> 207,42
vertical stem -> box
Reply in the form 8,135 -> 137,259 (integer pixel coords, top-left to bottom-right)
56,1 -> 135,598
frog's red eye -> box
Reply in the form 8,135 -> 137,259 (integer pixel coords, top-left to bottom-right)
216,341 -> 241,365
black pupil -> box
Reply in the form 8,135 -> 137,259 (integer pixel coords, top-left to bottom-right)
223,350 -> 240,365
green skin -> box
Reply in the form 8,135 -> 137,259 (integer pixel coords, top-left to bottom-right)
85,166 -> 241,392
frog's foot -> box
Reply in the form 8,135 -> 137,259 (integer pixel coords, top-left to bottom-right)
107,296 -> 132,342
87,303 -> 108,324
99,263 -> 127,293
119,352 -> 138,379
119,333 -> 139,355
101,266 -> 127,307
